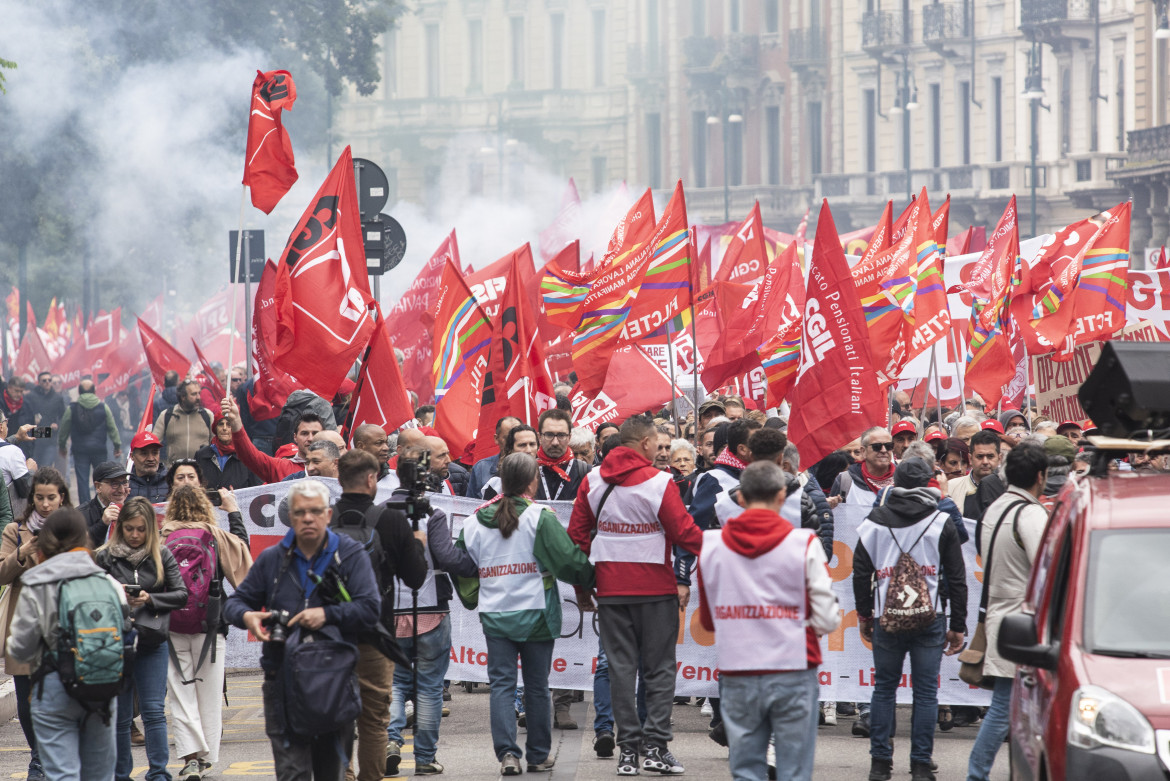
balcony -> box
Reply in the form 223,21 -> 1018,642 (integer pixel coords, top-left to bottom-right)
682,34 -> 759,89
814,164 -> 1050,205
681,185 -> 813,224
1125,125 -> 1170,165
788,27 -> 827,71
923,3 -> 969,55
1019,0 -> 1094,46
862,10 -> 909,60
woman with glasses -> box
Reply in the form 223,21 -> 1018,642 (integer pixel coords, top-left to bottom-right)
160,486 -> 252,781
97,497 -> 188,781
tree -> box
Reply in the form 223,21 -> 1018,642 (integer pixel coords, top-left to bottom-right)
0,56 -> 14,94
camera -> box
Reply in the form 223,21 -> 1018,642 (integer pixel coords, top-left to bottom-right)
264,609 -> 292,643
205,489 -> 222,506
386,449 -> 432,522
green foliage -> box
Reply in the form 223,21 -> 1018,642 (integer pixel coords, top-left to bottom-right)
0,57 -> 15,94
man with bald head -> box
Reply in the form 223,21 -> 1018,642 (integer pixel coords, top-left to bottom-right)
465,416 -> 520,498
389,428 -> 426,470
353,423 -> 392,479
421,435 -> 469,495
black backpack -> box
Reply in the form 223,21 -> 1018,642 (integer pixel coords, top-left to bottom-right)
281,624 -> 361,737
332,504 -> 387,591
71,401 -> 105,436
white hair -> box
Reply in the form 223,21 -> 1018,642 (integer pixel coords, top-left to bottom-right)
951,415 -> 980,434
569,426 -> 593,450
903,441 -> 937,468
670,439 -> 697,460
288,479 -> 331,508
860,426 -> 890,447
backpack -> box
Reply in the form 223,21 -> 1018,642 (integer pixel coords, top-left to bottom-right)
164,527 -> 222,683
281,624 -> 361,737
877,516 -> 940,634
71,400 -> 105,436
160,406 -> 214,442
273,390 -> 337,449
333,504 -> 387,591
45,573 -> 127,723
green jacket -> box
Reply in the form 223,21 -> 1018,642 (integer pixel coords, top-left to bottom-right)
457,497 -> 594,642
58,392 -> 122,452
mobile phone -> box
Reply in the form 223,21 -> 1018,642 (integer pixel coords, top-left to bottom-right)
124,585 -> 143,596
29,426 -> 52,439
205,489 -> 222,506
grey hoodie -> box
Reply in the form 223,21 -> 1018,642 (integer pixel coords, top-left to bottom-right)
6,550 -> 129,671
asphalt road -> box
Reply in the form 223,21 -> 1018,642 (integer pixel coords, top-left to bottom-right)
0,672 -> 1008,779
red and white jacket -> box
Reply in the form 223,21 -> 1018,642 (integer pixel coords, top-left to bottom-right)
568,446 -> 702,599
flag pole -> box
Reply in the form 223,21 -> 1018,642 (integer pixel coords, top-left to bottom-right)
226,184 -> 248,403
919,348 -> 937,423
948,327 -> 966,412
934,345 -> 945,428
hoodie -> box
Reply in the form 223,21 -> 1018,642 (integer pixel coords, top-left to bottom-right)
6,550 -> 130,671
568,445 -> 702,600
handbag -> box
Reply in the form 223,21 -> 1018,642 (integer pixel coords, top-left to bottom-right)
958,501 -> 1027,689
132,606 -> 171,649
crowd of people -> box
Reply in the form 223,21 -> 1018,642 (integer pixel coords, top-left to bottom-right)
0,359 -> 1121,781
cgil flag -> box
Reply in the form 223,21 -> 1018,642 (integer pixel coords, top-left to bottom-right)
137,318 -> 191,387
714,201 -> 770,284
243,70 -> 298,214
346,309 -> 416,441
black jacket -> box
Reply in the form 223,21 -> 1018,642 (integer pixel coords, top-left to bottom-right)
129,466 -> 169,503
534,458 -> 589,501
194,443 -> 262,491
331,491 -> 429,624
81,496 -> 112,548
851,486 -> 968,634
95,546 -> 189,634
803,473 -> 835,561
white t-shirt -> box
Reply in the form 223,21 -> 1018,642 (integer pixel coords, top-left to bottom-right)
0,443 -> 28,493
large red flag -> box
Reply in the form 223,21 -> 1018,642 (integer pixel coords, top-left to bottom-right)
932,195 -> 951,255
346,311 -> 416,441
13,327 -> 52,381
539,178 -> 582,262
569,341 -> 682,432
964,204 -> 1021,404
55,309 -> 123,386
471,255 -> 556,460
383,230 -> 461,403
137,318 -> 191,387
786,202 -> 884,465
966,196 -> 1019,301
602,188 -> 656,267
714,201 -> 770,284
95,327 -> 149,398
530,240 -> 586,341
857,201 -> 894,268
249,259 -> 300,420
465,245 -> 536,320
891,196 -> 917,244
274,146 -> 377,399
192,340 -> 226,400
1007,218 -> 1094,356
243,70 -> 298,214
431,257 -> 493,456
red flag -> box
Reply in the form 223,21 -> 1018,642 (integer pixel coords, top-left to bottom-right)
1007,218 -> 1095,356
946,226 -> 976,258
966,196 -> 1019,301
192,340 -> 226,400
530,240 -> 585,341
13,327 -> 52,381
95,327 -> 149,398
932,195 -> 951,255
55,309 -> 123,386
964,205 -> 1021,404
569,341 -> 682,432
136,382 -> 157,435
714,201 -> 770,284
384,231 -> 461,404
249,259 -> 299,420
432,256 -> 493,459
602,188 -> 656,268
1158,246 -> 1170,270
539,178 -> 582,261
243,70 -> 298,214
471,255 -> 556,460
857,201 -> 894,269
137,318 -> 191,387
793,207 -> 810,253
274,146 -> 376,398
465,245 -> 536,320
346,311 -> 416,441
891,195 -> 917,244
692,280 -> 754,366
786,202 -> 884,466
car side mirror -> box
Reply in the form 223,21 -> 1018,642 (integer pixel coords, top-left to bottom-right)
998,613 -> 1059,670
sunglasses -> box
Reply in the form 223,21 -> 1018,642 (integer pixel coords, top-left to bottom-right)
868,442 -> 896,452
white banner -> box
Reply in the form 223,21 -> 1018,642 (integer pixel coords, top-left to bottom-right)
219,484 -> 990,705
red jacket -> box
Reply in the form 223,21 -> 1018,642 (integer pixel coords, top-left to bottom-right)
231,427 -> 302,484
568,446 -> 702,599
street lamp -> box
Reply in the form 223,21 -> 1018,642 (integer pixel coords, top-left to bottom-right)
1156,0 -> 1170,39
894,52 -> 918,203
1022,40 -> 1050,238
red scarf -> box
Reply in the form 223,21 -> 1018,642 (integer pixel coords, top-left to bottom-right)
537,447 -> 573,482
213,438 -> 237,457
860,462 -> 896,493
3,390 -> 22,414
714,448 -> 748,472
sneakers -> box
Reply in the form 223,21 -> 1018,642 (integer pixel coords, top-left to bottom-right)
836,702 -> 858,716
766,741 -> 776,781
909,761 -> 936,781
867,757 -> 892,781
415,760 -> 444,775
554,709 -> 578,729
179,759 -> 202,781
642,746 -> 684,775
385,741 -> 402,776
594,730 -> 616,758
500,754 -> 522,776
405,700 -> 415,727
26,758 -> 46,781
821,701 -> 837,726
441,705 -> 450,717
527,758 -> 556,772
699,699 -> 713,717
617,748 -> 640,776
131,721 -> 146,746
938,705 -> 953,732
852,710 -> 871,738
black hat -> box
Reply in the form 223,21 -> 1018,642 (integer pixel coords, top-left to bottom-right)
894,457 -> 933,489
92,461 -> 130,483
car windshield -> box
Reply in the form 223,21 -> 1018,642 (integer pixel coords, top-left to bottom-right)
1086,530 -> 1170,657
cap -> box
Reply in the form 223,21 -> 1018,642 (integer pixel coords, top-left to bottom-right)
894,457 -> 934,489
891,420 -> 918,437
337,378 -> 357,397
1043,435 -> 1077,461
92,461 -> 130,482
980,419 -> 1004,434
924,430 -> 945,443
130,431 -> 162,450
698,399 -> 727,417
1056,421 -> 1083,434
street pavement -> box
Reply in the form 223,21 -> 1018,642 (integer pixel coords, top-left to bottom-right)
0,671 -> 1008,779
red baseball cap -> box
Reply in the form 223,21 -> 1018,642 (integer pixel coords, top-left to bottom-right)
130,431 -> 162,450
891,420 -> 918,437
981,419 -> 1005,434
924,430 -> 945,443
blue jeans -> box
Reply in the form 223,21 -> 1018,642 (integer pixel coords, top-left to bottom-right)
72,447 -> 108,505
30,670 -> 116,781
722,669 -> 819,781
484,635 -> 554,763
116,641 -> 171,781
966,676 -> 1013,781
869,616 -> 946,765
388,615 -> 451,763
594,638 -> 613,734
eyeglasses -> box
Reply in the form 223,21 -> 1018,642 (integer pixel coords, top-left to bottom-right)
104,480 -> 131,489
540,432 -> 571,441
868,442 -> 896,452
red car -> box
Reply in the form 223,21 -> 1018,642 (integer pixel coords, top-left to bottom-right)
999,468 -> 1170,781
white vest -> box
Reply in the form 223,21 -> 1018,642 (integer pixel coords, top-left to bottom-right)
393,545 -> 441,613
699,527 -> 815,671
856,511 -> 946,616
461,502 -> 548,613
779,488 -> 803,526
588,471 -> 671,565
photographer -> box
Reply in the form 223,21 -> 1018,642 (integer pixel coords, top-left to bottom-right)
224,480 -> 381,780
331,449 -> 428,781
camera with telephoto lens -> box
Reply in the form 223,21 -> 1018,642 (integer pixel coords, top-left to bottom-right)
385,448 -> 432,522
264,609 -> 292,643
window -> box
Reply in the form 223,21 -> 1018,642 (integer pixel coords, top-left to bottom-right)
550,13 -> 565,90
592,9 -> 606,87
864,89 -> 877,173
592,156 -> 607,194
959,81 -> 971,165
692,111 -> 708,188
765,0 -> 779,33
991,76 -> 1003,162
728,119 -> 743,186
810,0 -> 822,31
808,101 -> 823,177
469,163 -> 484,196
692,0 -> 705,36
1117,59 -> 1126,152
468,19 -> 483,91
646,112 -> 662,188
1060,68 -> 1071,155
510,17 -> 525,88
425,24 -> 440,98
931,83 -> 942,167
766,105 -> 781,185
729,0 -> 741,33
647,0 -> 660,69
